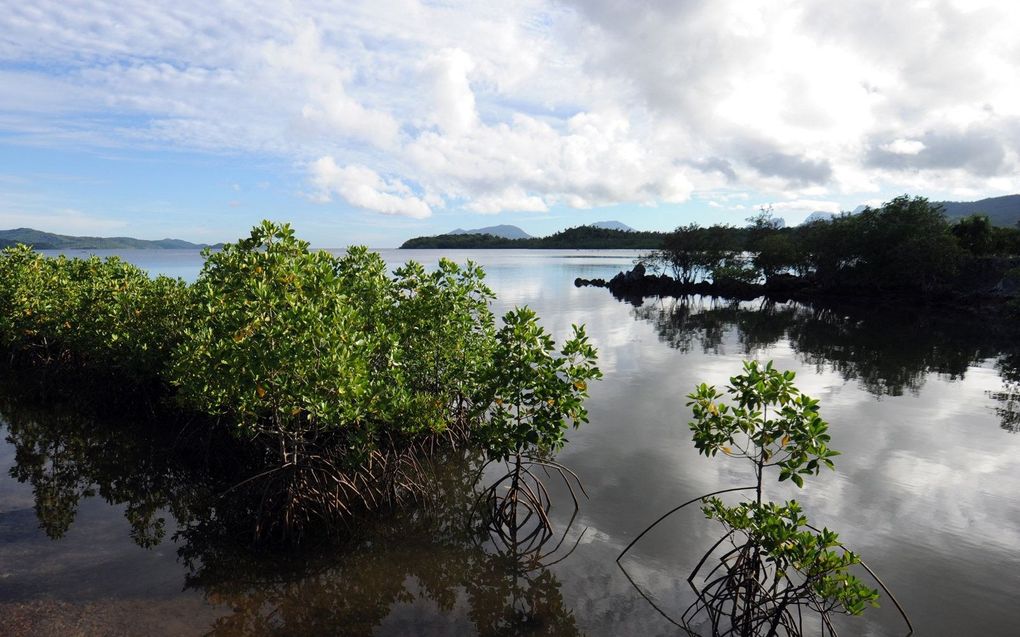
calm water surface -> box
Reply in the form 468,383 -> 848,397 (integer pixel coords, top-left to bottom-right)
2,248 -> 1019,635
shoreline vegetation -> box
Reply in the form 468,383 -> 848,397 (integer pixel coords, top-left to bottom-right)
573,196 -> 1020,311
401,225 -> 666,249
400,194 -> 1020,252
0,221 -> 600,542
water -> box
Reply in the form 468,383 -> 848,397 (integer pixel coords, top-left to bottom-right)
2,248 -> 1019,635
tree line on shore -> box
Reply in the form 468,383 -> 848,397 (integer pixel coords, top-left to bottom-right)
641,196 -> 1020,298
403,196 -> 1020,299
401,225 -> 665,249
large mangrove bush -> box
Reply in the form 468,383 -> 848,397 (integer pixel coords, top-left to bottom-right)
172,224 -> 436,453
0,221 -> 600,536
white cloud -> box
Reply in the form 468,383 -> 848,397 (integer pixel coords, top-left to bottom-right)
881,138 -> 926,155
422,48 -> 479,137
4,0 -> 1020,218
765,199 -> 842,213
265,23 -> 400,149
309,157 -> 431,219
402,110 -> 694,213
467,187 -> 548,213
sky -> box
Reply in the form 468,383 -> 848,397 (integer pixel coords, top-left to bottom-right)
2,0 -> 1020,247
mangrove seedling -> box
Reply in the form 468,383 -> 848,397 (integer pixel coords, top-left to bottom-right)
474,307 -> 601,557
619,361 -> 910,637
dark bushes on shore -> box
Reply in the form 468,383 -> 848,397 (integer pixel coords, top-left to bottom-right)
600,196 -> 1020,304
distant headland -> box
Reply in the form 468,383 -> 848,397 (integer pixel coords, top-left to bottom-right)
0,228 -> 221,250
400,223 -> 663,249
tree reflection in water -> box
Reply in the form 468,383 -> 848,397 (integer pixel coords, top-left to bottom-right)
629,295 -> 1014,399
0,368 -> 582,636
989,353 -> 1020,434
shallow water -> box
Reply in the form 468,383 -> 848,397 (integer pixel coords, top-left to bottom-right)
2,248 -> 1019,635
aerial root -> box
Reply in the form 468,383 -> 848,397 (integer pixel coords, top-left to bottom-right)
617,489 -> 913,637
474,453 -> 588,566
223,422 -> 474,542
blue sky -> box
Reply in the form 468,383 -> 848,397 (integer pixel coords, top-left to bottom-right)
3,1 -> 1019,247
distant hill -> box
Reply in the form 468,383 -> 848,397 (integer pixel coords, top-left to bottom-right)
445,224 -> 532,240
0,228 -> 215,250
801,211 -> 837,225
796,197 -> 1020,227
402,225 -> 664,249
937,195 -> 1020,227
590,220 -> 634,232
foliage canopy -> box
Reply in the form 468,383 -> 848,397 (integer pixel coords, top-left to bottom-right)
0,222 -> 601,501
643,195 -> 1020,296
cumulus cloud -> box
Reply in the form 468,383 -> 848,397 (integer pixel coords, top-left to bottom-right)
765,199 -> 842,214
422,48 -> 479,137
404,109 -> 694,212
745,152 -> 833,187
4,0 -> 1020,219
881,139 -> 926,155
467,187 -> 548,213
265,24 -> 401,149
309,157 -> 431,219
867,127 -> 1010,177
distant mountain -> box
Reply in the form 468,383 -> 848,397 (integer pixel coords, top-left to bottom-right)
801,211 -> 837,225
589,220 -> 635,232
937,195 -> 1020,227
0,228 -> 214,250
445,224 -> 532,240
